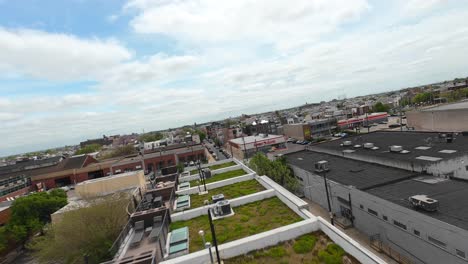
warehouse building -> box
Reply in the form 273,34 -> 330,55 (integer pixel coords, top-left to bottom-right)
228,134 -> 286,160
285,131 -> 468,264
407,101 -> 468,132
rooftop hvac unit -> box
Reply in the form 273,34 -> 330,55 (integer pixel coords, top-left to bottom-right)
202,168 -> 212,179
212,194 -> 225,203
409,195 -> 439,212
390,145 -> 403,152
343,141 -> 352,146
214,200 -> 232,216
315,160 -> 330,173
363,143 -> 374,149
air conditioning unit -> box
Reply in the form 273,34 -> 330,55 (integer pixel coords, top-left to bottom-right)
212,194 -> 225,203
363,143 -> 374,149
409,195 -> 439,212
390,145 -> 403,152
314,160 -> 330,173
214,200 -> 232,216
343,141 -> 352,146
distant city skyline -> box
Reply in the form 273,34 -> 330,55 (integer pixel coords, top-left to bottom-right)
1,0 -> 468,156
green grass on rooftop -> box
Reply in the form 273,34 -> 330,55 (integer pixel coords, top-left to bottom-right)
188,161 -> 237,175
170,197 -> 303,253
225,231 -> 359,264
189,168 -> 246,186
189,180 -> 265,208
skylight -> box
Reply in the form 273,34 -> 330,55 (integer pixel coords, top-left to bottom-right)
416,156 -> 443,162
415,146 -> 431,150
438,150 -> 457,154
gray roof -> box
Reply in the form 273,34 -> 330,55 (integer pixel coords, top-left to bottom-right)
422,101 -> 468,111
286,150 -> 419,190
367,176 -> 468,231
0,156 -> 63,176
309,131 -> 468,166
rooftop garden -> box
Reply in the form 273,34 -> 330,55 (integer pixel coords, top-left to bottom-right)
189,161 -> 237,175
189,180 -> 265,208
170,197 -> 303,253
225,231 -> 360,264
189,168 -> 246,186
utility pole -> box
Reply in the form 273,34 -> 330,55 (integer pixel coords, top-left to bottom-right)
208,209 -> 221,263
322,170 -> 334,226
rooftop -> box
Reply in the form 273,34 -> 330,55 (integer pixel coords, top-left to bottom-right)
309,131 -> 468,165
367,176 -> 468,231
229,134 -> 284,145
286,150 -> 419,190
422,101 -> 468,111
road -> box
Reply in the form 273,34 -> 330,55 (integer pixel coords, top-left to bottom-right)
203,141 -> 228,161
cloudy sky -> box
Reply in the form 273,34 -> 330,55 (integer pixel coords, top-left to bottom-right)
1,0 -> 468,156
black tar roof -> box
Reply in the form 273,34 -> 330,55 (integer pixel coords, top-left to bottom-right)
286,150 -> 419,190
310,131 -> 468,165
367,176 -> 468,231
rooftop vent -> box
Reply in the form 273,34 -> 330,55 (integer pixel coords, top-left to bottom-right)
371,146 -> 380,150
315,160 -> 330,173
400,150 -> 411,154
363,143 -> 374,149
343,141 -> 352,146
354,145 -> 362,148
390,145 -> 403,152
409,195 -> 439,212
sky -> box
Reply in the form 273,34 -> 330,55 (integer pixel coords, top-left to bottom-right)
1,0 -> 468,156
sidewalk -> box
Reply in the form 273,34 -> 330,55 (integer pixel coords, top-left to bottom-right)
303,198 -> 398,264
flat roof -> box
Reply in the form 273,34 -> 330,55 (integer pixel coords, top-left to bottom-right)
286,150 -> 419,190
309,131 -> 468,165
367,176 -> 468,231
422,101 -> 468,111
229,134 -> 284,145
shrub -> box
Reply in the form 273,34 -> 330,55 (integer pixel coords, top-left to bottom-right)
318,243 -> 345,264
293,234 -> 317,254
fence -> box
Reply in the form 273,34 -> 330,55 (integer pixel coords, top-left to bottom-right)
370,234 -> 412,264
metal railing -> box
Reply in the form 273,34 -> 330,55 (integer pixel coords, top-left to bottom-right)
108,189 -> 145,259
370,234 -> 412,264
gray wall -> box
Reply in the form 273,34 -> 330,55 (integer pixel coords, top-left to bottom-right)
290,165 -> 468,264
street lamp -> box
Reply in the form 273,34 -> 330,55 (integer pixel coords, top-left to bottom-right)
208,209 -> 221,264
197,160 -> 208,193
198,230 -> 206,245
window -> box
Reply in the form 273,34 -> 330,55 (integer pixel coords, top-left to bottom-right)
465,165 -> 468,171
456,249 -> 466,259
368,208 -> 378,216
383,215 -> 388,221
360,204 -> 364,209
393,220 -> 407,230
428,236 -> 446,248
413,229 -> 420,236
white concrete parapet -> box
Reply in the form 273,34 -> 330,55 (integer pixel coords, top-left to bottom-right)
160,219 -> 318,264
183,159 -> 234,174
176,173 -> 255,195
171,189 -> 275,222
233,158 -> 256,174
317,217 -> 386,264
179,164 -> 242,183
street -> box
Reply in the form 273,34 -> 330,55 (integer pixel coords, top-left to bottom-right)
203,140 -> 228,160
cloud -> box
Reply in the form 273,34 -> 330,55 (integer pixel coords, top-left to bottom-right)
0,28 -> 132,81
127,0 -> 370,50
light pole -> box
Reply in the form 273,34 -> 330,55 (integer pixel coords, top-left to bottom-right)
322,169 -> 334,226
197,160 -> 207,193
198,230 -> 206,245
206,242 -> 214,264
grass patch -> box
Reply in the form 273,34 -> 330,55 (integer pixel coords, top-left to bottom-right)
189,169 -> 246,186
188,161 -> 237,175
189,180 -> 265,208
293,234 -> 317,254
225,232 -> 357,264
170,197 -> 302,253
318,243 -> 345,264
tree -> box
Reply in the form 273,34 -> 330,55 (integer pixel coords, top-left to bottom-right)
139,132 -> 164,142
75,144 -> 101,155
100,145 -> 137,160
249,153 -> 299,193
413,92 -> 433,104
0,190 -> 67,253
28,194 -> 129,264
195,130 -> 206,142
373,102 -> 389,113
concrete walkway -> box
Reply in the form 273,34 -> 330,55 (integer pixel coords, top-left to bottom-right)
303,198 -> 398,264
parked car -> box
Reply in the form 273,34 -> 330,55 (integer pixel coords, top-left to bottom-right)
296,140 -> 303,144
389,124 -> 401,128
302,141 -> 310,145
